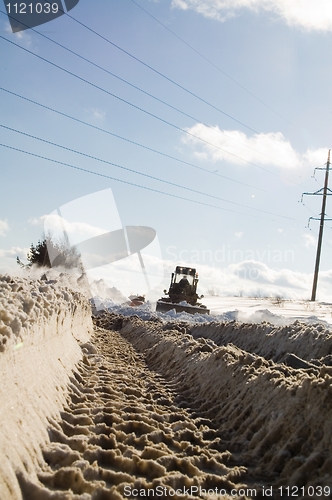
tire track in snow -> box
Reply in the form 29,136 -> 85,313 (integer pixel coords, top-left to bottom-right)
18,325 -> 249,499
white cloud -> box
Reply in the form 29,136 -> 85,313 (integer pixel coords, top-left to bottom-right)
0,246 -> 29,259
234,231 -> 243,238
0,247 -> 29,275
4,22 -> 33,45
92,109 -> 106,120
181,124 -> 328,171
29,216 -> 43,226
15,32 -> 32,44
303,233 -> 316,248
302,148 -> 330,168
228,260 -> 308,289
0,220 -> 9,236
84,108 -> 106,120
172,0 -> 332,32
29,215 -> 108,240
196,259 -> 332,300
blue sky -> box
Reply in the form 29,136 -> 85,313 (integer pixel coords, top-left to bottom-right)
1,0 -> 332,300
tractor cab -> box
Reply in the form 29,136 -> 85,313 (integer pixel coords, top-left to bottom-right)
156,265 -> 209,314
170,267 -> 197,295
164,266 -> 200,305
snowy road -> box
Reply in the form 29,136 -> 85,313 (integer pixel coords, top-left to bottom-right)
19,322 -> 249,499
16,312 -> 332,499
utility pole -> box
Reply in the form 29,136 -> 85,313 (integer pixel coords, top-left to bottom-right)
301,150 -> 331,301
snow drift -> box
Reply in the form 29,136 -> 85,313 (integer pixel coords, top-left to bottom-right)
0,274 -> 92,500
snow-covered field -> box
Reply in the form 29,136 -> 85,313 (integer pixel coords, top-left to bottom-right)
205,295 -> 332,326
94,294 -> 332,327
1,273 -> 332,499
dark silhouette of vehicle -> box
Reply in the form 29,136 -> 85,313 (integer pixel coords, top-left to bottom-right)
156,266 -> 209,315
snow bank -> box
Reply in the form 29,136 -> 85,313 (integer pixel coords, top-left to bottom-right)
0,274 -> 93,500
188,320 -> 332,364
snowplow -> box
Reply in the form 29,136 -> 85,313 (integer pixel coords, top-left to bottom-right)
128,294 -> 145,307
156,266 -> 210,315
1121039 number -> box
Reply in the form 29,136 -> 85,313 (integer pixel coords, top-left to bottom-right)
6,3 -> 59,14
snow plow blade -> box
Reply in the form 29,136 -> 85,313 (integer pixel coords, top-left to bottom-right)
156,300 -> 210,315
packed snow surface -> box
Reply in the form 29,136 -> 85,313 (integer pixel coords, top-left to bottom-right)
1,275 -> 332,499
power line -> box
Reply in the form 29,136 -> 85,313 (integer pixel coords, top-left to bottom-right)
0,10 -> 290,172
0,86 -> 265,193
0,9 -> 293,170
129,0 -> 292,125
62,9 -> 295,156
0,123 -> 294,220
0,35 -> 302,184
0,142 -> 277,220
